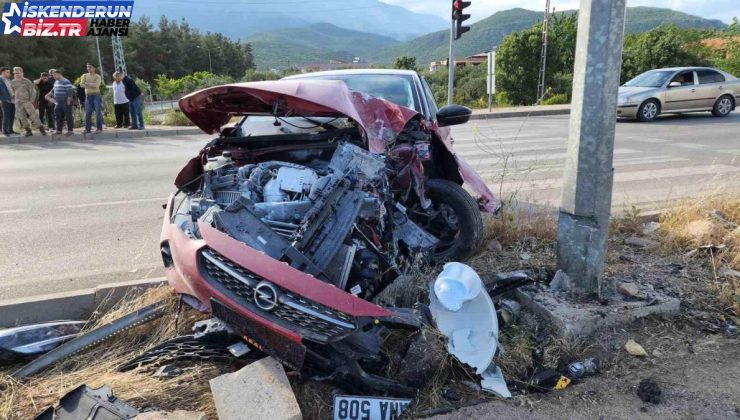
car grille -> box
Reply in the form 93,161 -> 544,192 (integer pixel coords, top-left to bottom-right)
199,248 -> 356,342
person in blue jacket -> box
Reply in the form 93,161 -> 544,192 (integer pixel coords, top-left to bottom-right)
114,71 -> 144,130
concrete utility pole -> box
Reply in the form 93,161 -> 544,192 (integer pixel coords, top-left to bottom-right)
556,0 -> 628,295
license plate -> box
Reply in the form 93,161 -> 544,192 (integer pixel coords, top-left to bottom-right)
333,395 -> 412,420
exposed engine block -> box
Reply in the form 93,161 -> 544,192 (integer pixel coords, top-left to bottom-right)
178,143 -> 437,298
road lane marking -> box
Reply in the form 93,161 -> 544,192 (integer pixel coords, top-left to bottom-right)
627,137 -> 671,143
475,156 -> 689,178
0,209 -> 28,215
465,148 -> 640,166
56,197 -> 167,210
494,164 -> 739,192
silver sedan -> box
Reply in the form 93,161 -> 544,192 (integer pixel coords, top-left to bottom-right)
617,67 -> 739,122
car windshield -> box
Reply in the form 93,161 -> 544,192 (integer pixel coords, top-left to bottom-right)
623,70 -> 675,88
293,74 -> 420,112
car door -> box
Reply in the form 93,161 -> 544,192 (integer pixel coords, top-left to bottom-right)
695,69 -> 727,109
662,70 -> 698,111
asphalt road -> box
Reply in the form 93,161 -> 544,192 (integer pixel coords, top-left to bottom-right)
1,112 -> 738,300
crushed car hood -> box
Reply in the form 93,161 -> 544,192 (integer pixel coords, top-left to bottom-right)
179,80 -> 420,153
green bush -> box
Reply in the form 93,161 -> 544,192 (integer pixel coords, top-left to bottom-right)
541,93 -> 570,105
495,91 -> 511,107
162,109 -> 194,126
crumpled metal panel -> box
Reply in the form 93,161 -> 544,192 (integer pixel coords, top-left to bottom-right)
179,80 -> 419,153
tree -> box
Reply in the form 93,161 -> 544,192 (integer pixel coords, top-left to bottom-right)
621,24 -> 706,82
494,13 -> 578,105
394,56 -> 417,70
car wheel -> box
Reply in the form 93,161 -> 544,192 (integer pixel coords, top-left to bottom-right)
407,178 -> 484,262
712,95 -> 734,117
637,99 -> 660,122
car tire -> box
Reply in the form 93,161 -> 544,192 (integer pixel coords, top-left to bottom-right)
637,99 -> 660,122
711,95 -> 734,117
410,178 -> 484,262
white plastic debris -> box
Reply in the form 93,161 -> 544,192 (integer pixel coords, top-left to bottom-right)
430,265 -> 497,373
433,262 -> 483,311
430,264 -> 512,399
480,365 -> 512,399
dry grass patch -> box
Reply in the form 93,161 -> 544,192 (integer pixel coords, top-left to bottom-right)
0,287 -> 219,420
657,195 -> 740,315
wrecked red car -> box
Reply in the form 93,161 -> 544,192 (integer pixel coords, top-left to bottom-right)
161,71 -> 497,393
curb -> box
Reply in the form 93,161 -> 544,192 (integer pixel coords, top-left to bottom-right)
469,108 -> 570,120
0,278 -> 167,328
0,127 -> 203,146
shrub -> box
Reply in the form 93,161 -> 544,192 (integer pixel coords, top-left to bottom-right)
162,109 -> 194,126
541,93 -> 570,105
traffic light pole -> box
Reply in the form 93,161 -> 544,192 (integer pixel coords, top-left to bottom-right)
447,19 -> 455,105
556,0 -> 628,295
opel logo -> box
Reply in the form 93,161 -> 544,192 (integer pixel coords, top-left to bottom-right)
254,281 -> 279,311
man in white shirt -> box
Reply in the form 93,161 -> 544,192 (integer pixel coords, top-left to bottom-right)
112,71 -> 130,128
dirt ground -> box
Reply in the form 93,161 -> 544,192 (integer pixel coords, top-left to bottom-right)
431,318 -> 739,420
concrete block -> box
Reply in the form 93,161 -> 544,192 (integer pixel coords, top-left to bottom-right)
0,136 -> 20,145
146,129 -> 178,137
0,288 -> 96,328
516,284 -> 680,338
176,128 -> 203,136
18,135 -> 50,144
134,411 -> 206,420
210,357 -> 302,420
118,130 -> 147,139
84,132 -> 119,141
0,278 -> 166,328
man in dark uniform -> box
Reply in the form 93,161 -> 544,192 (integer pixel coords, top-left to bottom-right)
34,71 -> 56,130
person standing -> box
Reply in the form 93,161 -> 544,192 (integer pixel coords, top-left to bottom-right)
46,69 -> 75,136
11,67 -> 47,136
0,67 -> 19,137
81,63 -> 103,133
115,72 -> 144,130
112,71 -> 130,128
34,72 -> 55,131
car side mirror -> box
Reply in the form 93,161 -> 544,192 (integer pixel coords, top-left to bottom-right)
437,104 -> 472,127
668,81 -> 681,88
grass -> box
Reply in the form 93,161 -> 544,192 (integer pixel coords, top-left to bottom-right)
0,287 -> 217,420
162,109 -> 195,127
656,195 -> 740,315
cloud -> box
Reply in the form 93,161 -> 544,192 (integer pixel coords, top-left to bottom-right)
380,0 -> 738,24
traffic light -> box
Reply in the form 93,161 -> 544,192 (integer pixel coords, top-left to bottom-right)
452,0 -> 471,40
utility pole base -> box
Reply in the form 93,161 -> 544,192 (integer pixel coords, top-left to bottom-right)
556,210 -> 608,296
516,283 -> 680,337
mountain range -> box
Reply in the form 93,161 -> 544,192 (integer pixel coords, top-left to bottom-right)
130,0 -> 448,40
244,7 -> 727,70
248,23 -> 399,70
369,7 -> 727,66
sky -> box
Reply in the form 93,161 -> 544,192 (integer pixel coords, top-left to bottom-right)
381,0 -> 739,24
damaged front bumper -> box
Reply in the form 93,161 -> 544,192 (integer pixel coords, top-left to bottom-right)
161,196 -> 425,393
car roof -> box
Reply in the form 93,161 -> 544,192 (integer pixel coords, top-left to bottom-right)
283,69 -> 419,80
651,66 -> 720,72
